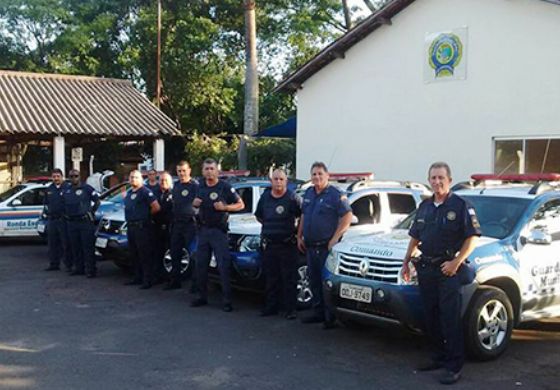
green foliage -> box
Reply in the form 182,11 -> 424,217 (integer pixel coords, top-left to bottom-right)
247,137 -> 296,176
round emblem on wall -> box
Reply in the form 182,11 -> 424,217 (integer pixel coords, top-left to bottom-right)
447,211 -> 456,221
181,189 -> 189,197
275,205 -> 285,214
75,189 -> 83,196
429,33 -> 463,77
131,193 -> 137,200
359,260 -> 369,277
210,192 -> 218,200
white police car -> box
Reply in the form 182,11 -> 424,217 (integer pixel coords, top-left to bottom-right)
324,174 -> 560,360
0,183 -> 48,237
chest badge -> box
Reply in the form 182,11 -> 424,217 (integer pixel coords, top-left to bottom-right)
359,260 -> 369,277
181,189 -> 189,197
447,211 -> 456,221
275,205 -> 285,214
210,192 -> 218,200
131,193 -> 137,200
75,189 -> 83,196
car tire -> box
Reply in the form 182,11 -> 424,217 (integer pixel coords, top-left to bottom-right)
296,264 -> 313,310
464,286 -> 514,361
162,248 -> 192,278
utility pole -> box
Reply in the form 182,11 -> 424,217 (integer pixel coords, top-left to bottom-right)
239,0 -> 259,170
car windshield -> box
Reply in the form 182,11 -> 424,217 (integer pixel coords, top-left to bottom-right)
395,195 -> 531,239
0,185 -> 26,203
102,183 -> 130,203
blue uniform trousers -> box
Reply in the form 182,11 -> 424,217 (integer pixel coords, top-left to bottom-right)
169,220 -> 197,283
262,241 -> 298,312
153,223 -> 170,282
47,218 -> 71,269
127,224 -> 155,284
416,262 -> 464,373
67,220 -> 96,275
306,245 -> 334,321
195,227 -> 232,304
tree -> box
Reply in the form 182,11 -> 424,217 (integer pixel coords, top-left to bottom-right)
239,0 -> 259,170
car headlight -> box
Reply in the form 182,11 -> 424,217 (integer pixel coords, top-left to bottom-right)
325,250 -> 338,273
397,261 -> 418,286
239,235 -> 261,252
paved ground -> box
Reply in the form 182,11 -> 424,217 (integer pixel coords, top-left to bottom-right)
0,242 -> 558,390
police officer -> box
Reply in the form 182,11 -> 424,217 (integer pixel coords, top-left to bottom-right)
153,171 -> 173,285
191,158 -> 244,312
255,168 -> 301,319
298,162 -> 352,328
402,162 -> 480,385
146,168 -> 161,199
165,161 -> 199,291
63,169 -> 100,278
124,170 -> 160,289
44,168 -> 71,272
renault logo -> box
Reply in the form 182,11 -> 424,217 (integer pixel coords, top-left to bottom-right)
359,260 -> 369,277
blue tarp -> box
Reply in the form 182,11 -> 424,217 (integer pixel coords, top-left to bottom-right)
257,116 -> 296,138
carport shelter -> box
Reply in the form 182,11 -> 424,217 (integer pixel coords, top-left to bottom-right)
0,70 -> 179,189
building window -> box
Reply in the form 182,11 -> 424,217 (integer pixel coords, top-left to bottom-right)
494,138 -> 560,174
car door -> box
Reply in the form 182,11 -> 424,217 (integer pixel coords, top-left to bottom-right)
518,199 -> 560,315
4,187 -> 46,236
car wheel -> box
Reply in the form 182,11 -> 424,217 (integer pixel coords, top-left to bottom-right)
163,248 -> 191,276
296,265 -> 313,309
464,286 -> 514,361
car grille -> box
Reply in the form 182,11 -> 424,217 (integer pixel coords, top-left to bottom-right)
98,218 -> 125,235
228,234 -> 243,251
338,252 -> 402,283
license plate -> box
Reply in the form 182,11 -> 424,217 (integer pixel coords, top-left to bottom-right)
340,283 -> 372,303
95,237 -> 108,248
37,224 -> 45,233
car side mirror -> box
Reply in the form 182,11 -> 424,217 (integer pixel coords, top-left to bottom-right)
351,214 -> 359,225
524,228 -> 552,245
11,199 -> 22,207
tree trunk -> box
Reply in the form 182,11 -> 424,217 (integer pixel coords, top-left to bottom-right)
341,0 -> 353,30
239,0 -> 259,170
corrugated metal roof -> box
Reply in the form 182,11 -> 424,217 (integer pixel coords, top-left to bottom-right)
0,70 -> 179,137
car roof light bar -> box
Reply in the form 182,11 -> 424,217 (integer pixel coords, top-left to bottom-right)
329,172 -> 375,182
471,173 -> 560,182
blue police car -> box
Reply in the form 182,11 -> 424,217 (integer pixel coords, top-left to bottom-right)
94,179 -> 273,277
323,174 -> 560,360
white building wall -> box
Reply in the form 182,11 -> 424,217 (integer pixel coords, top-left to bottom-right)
296,0 -> 560,182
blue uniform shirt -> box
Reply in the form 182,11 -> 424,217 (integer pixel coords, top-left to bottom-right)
302,185 -> 351,243
146,182 -> 161,199
198,179 -> 240,229
124,186 -> 157,222
45,182 -> 69,218
62,183 -> 99,217
171,179 -> 199,222
409,193 -> 481,257
153,189 -> 173,226
255,188 -> 302,240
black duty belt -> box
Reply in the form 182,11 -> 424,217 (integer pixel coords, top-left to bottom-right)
127,220 -> 151,228
262,235 -> 296,246
305,240 -> 329,248
65,215 -> 89,222
48,215 -> 63,220
414,255 -> 450,266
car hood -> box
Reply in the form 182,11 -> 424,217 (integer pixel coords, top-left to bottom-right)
228,214 -> 261,235
333,229 -> 499,260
